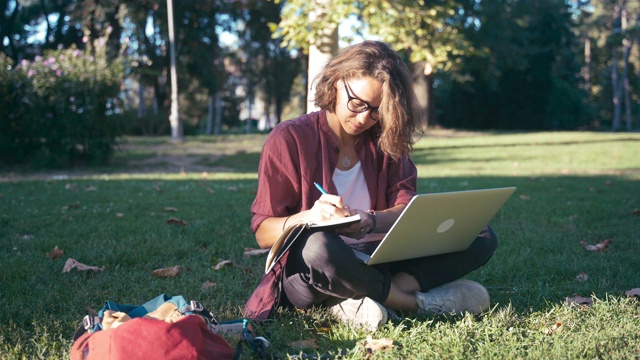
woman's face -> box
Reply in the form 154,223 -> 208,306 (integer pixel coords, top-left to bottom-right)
329,77 -> 382,138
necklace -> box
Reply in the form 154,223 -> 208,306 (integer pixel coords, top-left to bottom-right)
341,153 -> 352,168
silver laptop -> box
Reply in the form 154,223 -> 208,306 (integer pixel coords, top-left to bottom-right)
344,187 -> 516,265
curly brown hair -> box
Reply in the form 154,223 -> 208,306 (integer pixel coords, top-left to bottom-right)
312,41 -> 422,159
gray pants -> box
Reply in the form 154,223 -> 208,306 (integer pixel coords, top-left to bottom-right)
281,226 -> 498,308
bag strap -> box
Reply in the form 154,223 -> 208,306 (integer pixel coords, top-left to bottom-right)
212,318 -> 269,360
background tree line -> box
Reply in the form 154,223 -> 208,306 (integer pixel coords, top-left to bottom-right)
1,0 -> 638,166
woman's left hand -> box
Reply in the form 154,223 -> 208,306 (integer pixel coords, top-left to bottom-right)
336,209 -> 375,239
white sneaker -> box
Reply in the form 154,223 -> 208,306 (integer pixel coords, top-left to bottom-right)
416,279 -> 490,315
330,297 -> 388,330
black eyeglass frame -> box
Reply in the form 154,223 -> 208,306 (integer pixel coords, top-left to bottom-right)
343,80 -> 380,121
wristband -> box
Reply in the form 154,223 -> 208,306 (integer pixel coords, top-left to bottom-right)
366,210 -> 377,234
282,215 -> 292,231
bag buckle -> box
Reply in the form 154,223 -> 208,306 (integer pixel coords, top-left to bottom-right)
189,300 -> 204,312
82,315 -> 96,330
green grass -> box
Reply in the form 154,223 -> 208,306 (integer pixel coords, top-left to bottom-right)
1,131 -> 639,359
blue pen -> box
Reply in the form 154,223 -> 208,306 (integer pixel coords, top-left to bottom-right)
314,182 -> 346,216
314,182 -> 329,195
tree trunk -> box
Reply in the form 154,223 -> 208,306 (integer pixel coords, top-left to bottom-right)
583,37 -> 591,91
167,0 -> 183,141
412,61 -> 430,129
306,0 -> 338,114
137,84 -> 146,119
611,4 -> 622,131
205,94 -> 214,135
214,92 -> 222,136
620,8 -> 633,131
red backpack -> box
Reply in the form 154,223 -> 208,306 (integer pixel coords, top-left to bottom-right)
72,294 -> 268,360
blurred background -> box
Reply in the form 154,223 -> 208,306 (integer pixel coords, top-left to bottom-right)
1,0 -> 638,167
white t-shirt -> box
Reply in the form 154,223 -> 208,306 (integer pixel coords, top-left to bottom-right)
333,161 -> 371,211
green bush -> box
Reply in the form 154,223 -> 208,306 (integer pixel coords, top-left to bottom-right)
0,37 -> 125,168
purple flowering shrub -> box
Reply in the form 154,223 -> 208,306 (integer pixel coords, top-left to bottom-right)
0,36 -> 124,167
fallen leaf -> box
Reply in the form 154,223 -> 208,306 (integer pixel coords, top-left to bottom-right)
163,207 -> 178,212
61,203 -> 80,211
212,260 -> 233,271
580,239 -> 612,252
565,295 -> 592,307
289,339 -> 318,349
166,217 -> 188,226
152,265 -> 181,278
116,213 -> 124,218
632,209 -> 640,216
201,281 -> 217,290
542,321 -> 563,335
625,288 -> 640,298
46,246 -> 64,259
62,258 -> 105,273
362,336 -> 395,354
575,272 -> 589,282
519,194 -> 531,200
243,248 -> 269,257
85,185 -> 97,191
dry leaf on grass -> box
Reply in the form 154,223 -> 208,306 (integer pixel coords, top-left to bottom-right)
519,194 -> 531,200
85,185 -> 97,191
152,265 -> 181,278
166,217 -> 188,226
580,239 -> 612,252
542,322 -> 563,335
632,209 -> 640,216
201,281 -> 217,290
289,339 -> 319,350
61,203 -> 80,211
163,207 -> 178,212
625,288 -> 640,298
86,306 -> 98,316
46,246 -> 64,259
575,272 -> 589,282
116,213 -> 124,218
212,260 -> 233,270
565,295 -> 592,307
362,336 -> 395,354
243,248 -> 269,257
62,258 -> 105,273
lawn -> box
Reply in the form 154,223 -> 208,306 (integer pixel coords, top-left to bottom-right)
1,130 -> 639,359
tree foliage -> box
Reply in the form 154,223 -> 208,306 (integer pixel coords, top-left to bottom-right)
1,0 -> 638,150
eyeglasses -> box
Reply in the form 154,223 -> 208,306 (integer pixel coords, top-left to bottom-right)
343,80 -> 380,121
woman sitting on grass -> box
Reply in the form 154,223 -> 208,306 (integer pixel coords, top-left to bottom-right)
245,40 -> 497,330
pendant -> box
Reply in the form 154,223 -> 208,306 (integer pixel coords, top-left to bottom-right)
341,154 -> 351,168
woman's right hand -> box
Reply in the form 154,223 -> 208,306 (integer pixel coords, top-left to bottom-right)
311,194 -> 351,221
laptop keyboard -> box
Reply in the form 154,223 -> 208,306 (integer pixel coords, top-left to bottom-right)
349,240 -> 382,256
